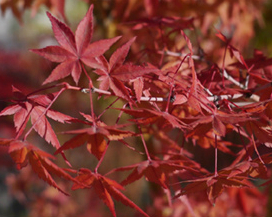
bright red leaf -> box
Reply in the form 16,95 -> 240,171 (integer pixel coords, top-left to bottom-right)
216,31 -> 249,69
0,87 -> 73,148
94,38 -> 157,100
31,5 -> 121,85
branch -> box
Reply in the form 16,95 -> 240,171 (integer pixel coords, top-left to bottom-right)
222,69 -> 245,89
81,87 -> 260,107
157,50 -> 200,60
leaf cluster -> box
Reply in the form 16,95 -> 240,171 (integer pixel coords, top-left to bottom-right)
0,1 -> 271,217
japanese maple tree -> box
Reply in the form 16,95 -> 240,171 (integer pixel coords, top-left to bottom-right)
0,0 -> 272,217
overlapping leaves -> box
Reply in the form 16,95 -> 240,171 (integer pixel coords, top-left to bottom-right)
94,38 -> 157,100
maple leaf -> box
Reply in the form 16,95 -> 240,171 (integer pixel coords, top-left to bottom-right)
94,38 -> 157,100
112,160 -> 195,189
0,86 -> 73,148
55,112 -> 134,159
175,173 -> 252,205
132,76 -> 144,102
174,157 -> 267,204
71,168 -> 149,217
230,50 -> 272,88
216,31 -> 248,69
7,139 -> 75,195
0,138 -> 14,146
189,131 -> 235,155
222,160 -> 268,180
30,5 -> 121,85
119,108 -> 187,129
185,108 -> 257,139
245,120 -> 272,146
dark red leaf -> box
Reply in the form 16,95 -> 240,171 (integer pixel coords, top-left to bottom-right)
117,160 -> 192,189
55,123 -> 134,159
72,169 -> 149,217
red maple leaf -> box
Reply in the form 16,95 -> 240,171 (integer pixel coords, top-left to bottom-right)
174,156 -> 269,205
7,139 -> 76,195
71,168 -> 149,217
31,5 -> 121,85
55,112 -> 134,159
216,30 -> 248,69
111,160 -> 195,189
186,109 -> 253,137
174,173 -> 252,205
0,86 -> 73,148
119,108 -> 187,129
94,38 -> 157,100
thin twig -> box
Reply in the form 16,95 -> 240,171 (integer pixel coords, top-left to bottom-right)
82,86 -> 260,107
214,134 -> 218,177
222,69 -> 245,89
157,50 -> 200,60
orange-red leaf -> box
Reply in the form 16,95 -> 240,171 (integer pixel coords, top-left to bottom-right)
86,133 -> 107,159
7,140 -> 74,195
72,169 -> 149,217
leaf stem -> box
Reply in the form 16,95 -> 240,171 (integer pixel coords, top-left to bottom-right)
89,82 -> 96,125
249,124 -> 264,164
165,86 -> 174,113
221,46 -> 227,88
97,97 -> 120,120
237,126 -> 251,161
81,62 -> 92,83
137,124 -> 152,161
95,103 -> 126,173
94,141 -> 110,174
157,50 -> 200,60
26,83 -> 66,97
214,134 -> 218,177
